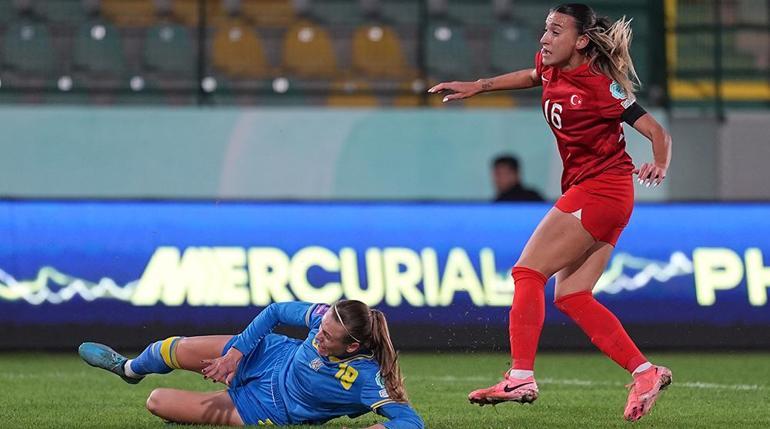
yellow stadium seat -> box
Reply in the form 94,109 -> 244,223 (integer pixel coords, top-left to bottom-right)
392,95 -> 421,107
241,0 -> 296,27
172,0 -> 227,26
282,20 -> 337,78
352,24 -> 413,78
101,0 -> 157,27
212,18 -> 270,78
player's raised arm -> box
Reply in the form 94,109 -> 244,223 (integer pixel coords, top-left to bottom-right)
428,68 -> 541,103
630,112 -> 672,187
231,302 -> 322,355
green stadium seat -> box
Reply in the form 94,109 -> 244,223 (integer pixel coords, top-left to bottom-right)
74,21 -> 126,75
0,0 -> 16,26
380,0 -> 419,25
425,21 -> 473,80
2,21 -> 55,74
38,1 -> 89,25
310,0 -> 364,25
143,23 -> 195,75
447,1 -> 495,26
490,23 -> 539,74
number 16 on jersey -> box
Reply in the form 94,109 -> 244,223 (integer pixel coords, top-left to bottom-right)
544,99 -> 563,129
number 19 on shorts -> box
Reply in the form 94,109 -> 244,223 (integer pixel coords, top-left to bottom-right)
543,99 -> 563,129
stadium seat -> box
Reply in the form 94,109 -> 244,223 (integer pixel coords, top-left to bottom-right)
241,0 -> 296,27
381,0 -> 419,25
143,23 -> 195,75
38,1 -> 89,25
2,21 -> 55,74
172,0 -> 227,26
281,20 -> 337,78
490,23 -> 539,74
310,0 -> 364,25
425,21 -> 473,80
73,20 -> 126,75
211,18 -> 271,78
447,1 -> 495,26
100,0 -> 157,27
351,24 -> 413,79
0,0 -> 17,26
392,94 -> 421,107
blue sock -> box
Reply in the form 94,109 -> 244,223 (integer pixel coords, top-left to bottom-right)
129,336 -> 183,375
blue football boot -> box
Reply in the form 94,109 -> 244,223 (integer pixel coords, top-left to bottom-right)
78,342 -> 143,384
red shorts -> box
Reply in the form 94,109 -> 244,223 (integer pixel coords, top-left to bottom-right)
554,174 -> 634,246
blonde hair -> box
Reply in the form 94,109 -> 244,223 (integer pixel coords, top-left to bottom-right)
552,3 -> 640,97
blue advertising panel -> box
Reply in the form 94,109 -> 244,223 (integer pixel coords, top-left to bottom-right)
1,201 -> 769,344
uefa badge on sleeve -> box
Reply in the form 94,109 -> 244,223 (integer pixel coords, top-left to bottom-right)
610,81 -> 626,100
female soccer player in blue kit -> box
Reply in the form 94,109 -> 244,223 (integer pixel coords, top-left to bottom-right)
79,300 -> 423,428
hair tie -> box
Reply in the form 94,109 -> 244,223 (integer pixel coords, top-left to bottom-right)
334,304 -> 362,343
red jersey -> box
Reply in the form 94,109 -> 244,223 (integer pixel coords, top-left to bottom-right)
535,51 -> 635,192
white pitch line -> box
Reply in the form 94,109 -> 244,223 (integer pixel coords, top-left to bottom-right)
409,375 -> 764,391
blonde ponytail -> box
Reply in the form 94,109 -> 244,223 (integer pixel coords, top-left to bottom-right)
584,16 -> 640,97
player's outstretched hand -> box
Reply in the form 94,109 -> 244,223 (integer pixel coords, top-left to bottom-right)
428,81 -> 482,102
201,347 -> 243,386
634,162 -> 667,187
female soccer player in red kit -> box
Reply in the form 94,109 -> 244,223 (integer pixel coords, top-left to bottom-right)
429,3 -> 673,422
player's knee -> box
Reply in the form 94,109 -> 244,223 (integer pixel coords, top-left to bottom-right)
146,388 -> 169,415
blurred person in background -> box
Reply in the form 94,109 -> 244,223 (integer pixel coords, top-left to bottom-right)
79,301 -> 423,428
430,3 -> 673,422
492,154 -> 545,202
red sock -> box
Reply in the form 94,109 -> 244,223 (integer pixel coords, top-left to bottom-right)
509,266 -> 547,371
554,291 -> 647,373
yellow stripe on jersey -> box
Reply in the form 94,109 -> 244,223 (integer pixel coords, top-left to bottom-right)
370,399 -> 395,409
160,336 -> 182,369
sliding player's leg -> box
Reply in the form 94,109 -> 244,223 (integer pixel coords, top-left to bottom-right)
79,335 -> 233,383
145,388 -> 244,426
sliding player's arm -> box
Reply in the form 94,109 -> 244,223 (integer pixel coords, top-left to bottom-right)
371,403 -> 424,429
359,371 -> 424,429
232,302 -> 328,355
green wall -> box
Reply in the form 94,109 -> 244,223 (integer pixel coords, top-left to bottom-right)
0,106 -> 667,201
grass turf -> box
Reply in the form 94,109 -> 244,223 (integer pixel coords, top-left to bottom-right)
1,352 -> 768,428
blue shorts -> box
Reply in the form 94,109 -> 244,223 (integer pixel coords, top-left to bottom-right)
223,334 -> 300,426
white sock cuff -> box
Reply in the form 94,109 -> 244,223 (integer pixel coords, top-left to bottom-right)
632,362 -> 653,375
508,369 -> 535,379
123,359 -> 142,379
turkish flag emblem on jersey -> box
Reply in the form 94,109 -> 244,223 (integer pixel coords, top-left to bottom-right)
569,94 -> 583,107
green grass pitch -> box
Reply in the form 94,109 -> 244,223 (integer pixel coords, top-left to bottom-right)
1,352 -> 769,428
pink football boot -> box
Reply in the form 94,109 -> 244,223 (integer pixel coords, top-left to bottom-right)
624,365 -> 673,421
468,372 -> 539,406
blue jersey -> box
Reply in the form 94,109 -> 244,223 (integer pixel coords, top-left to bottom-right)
229,302 -> 423,429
